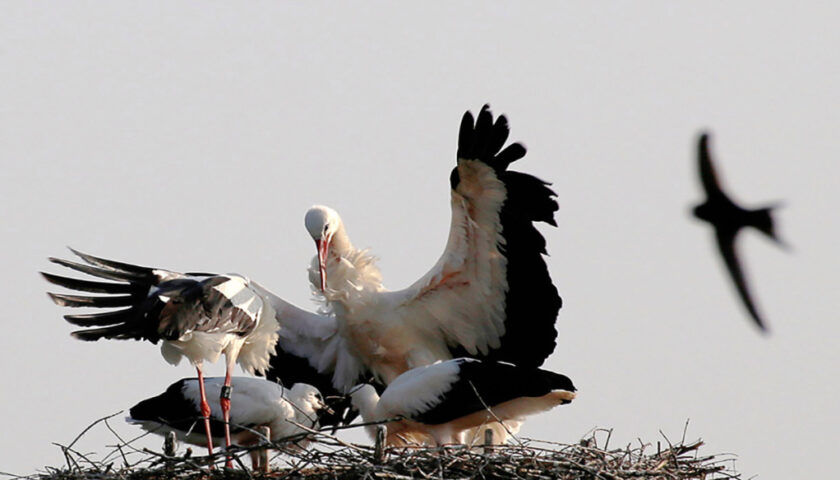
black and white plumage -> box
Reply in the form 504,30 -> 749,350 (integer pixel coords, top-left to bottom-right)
349,358 -> 576,446
41,248 -> 361,426
128,377 -> 327,465
43,249 -> 280,459
44,105 -> 562,434
302,104 -> 561,388
692,132 -> 785,331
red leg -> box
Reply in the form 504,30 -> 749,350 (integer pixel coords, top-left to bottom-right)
220,355 -> 235,469
195,365 -> 216,462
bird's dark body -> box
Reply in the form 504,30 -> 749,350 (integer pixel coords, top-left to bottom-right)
693,197 -> 775,240
692,132 -> 783,331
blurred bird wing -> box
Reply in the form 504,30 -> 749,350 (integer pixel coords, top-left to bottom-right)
698,133 -> 725,196
715,230 -> 767,330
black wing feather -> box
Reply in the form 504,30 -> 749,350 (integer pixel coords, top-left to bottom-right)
493,143 -> 528,171
450,105 -> 561,368
48,257 -> 150,283
698,133 -> 724,196
47,292 -> 136,308
487,114 -> 510,156
46,250 -> 167,342
63,308 -> 136,327
46,249 -> 266,343
41,272 -> 139,294
68,247 -> 157,276
715,230 -> 767,330
457,111 -> 476,160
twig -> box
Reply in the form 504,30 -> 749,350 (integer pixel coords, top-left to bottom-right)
65,411 -> 123,452
30,416 -> 741,480
467,381 -> 524,447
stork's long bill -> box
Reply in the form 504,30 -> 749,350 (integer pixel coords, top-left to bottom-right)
316,234 -> 331,293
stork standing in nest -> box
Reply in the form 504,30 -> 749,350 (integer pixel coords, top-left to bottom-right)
44,104 -> 564,446
43,253 -> 279,465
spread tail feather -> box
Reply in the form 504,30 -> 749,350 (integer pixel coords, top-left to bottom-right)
752,204 -> 789,249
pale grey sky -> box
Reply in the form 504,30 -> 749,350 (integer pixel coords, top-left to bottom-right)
2,2 -> 838,477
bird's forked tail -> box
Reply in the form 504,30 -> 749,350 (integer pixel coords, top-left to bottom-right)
752,204 -> 789,249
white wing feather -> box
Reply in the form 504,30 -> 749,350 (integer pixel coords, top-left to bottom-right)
380,159 -> 509,362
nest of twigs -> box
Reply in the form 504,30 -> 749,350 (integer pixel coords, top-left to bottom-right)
21,413 -> 741,480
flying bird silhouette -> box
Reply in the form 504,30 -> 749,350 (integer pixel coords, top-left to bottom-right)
692,132 -> 785,331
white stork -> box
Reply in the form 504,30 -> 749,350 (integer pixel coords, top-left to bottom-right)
298,104 -> 561,387
127,376 -> 327,467
42,253 -> 280,464
349,358 -> 576,446
44,104 -> 561,433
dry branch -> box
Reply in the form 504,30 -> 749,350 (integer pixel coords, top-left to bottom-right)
15,419 -> 741,480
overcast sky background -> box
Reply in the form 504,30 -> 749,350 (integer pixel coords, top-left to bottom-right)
2,2 -> 839,478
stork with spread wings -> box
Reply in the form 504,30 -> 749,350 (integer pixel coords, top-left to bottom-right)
43,105 -> 563,433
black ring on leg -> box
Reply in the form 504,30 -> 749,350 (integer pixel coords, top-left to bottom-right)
220,385 -> 232,400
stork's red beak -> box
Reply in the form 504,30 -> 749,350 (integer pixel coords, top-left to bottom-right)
316,237 -> 330,292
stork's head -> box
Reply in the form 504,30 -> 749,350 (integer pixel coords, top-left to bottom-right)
286,384 -> 333,426
305,205 -> 343,292
290,383 -> 331,415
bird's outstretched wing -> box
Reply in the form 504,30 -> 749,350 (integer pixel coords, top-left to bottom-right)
715,230 -> 767,330
384,105 -> 561,368
44,249 -> 264,343
43,249 -> 368,391
698,133 -> 724,196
